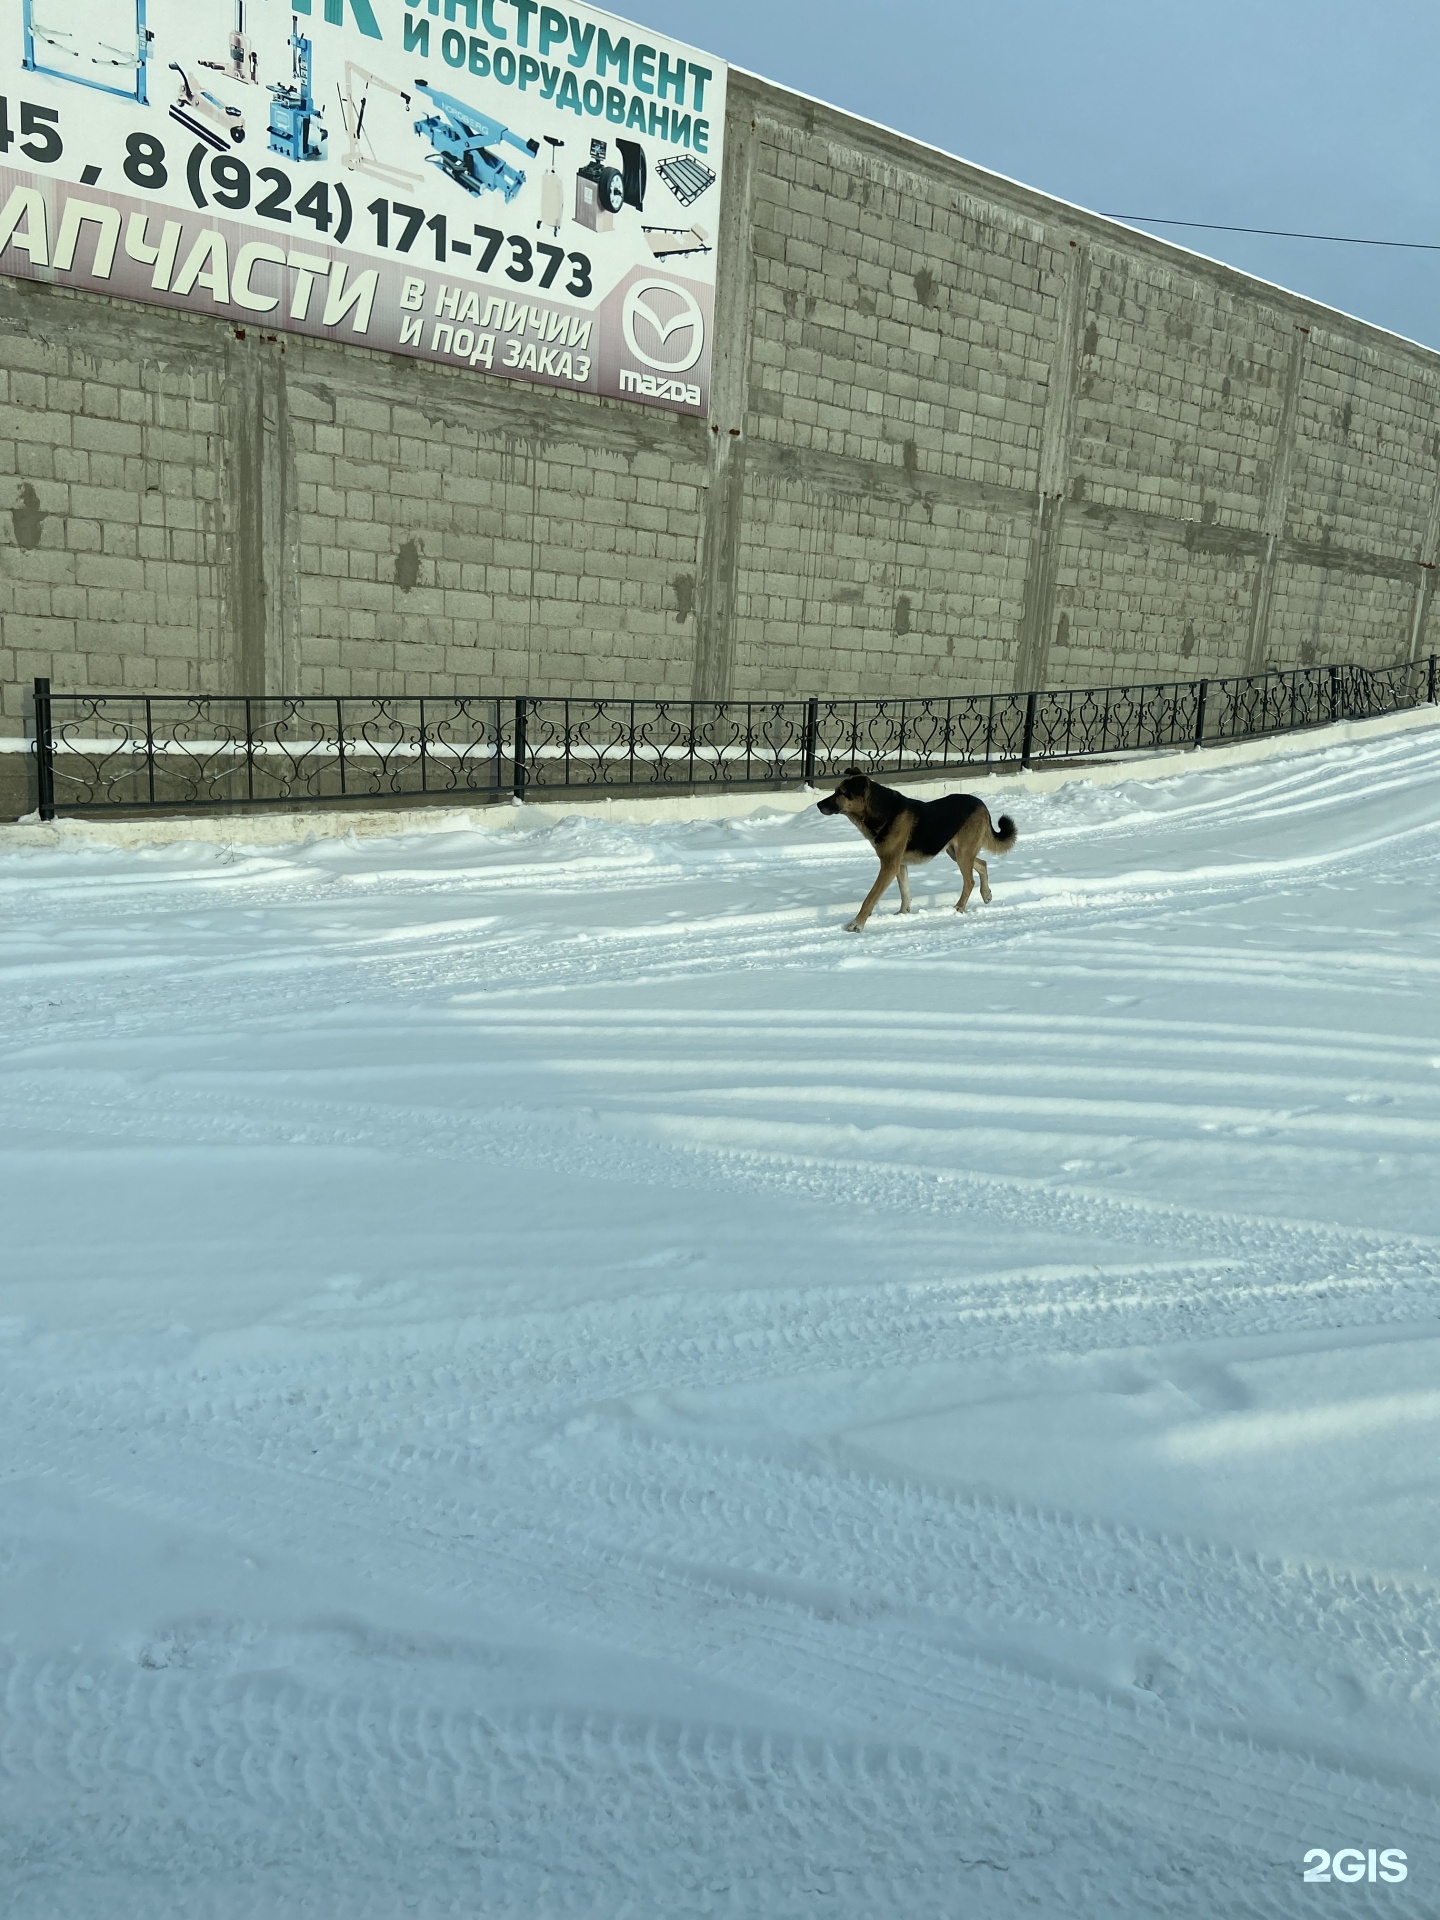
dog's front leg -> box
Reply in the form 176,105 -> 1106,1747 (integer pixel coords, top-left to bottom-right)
846,859 -> 902,931
896,865 -> 912,914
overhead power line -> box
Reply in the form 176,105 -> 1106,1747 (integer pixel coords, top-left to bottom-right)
1101,215 -> 1440,253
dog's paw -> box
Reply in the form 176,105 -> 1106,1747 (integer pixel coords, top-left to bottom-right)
844,918 -> 863,933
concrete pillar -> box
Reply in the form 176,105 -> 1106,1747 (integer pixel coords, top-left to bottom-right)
1243,325 -> 1310,674
691,106 -> 759,703
1013,244 -> 1089,693
220,334 -> 299,695
1407,427 -> 1440,664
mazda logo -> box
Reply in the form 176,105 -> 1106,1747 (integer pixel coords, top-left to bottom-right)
622,279 -> 706,373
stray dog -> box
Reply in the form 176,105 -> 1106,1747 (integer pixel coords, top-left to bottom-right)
817,769 -> 1018,930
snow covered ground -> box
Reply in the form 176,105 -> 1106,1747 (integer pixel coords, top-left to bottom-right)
3,717 -> 1440,1918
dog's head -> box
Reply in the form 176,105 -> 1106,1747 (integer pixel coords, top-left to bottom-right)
816,769 -> 871,818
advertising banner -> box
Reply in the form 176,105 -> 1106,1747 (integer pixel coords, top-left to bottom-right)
0,1 -> 726,414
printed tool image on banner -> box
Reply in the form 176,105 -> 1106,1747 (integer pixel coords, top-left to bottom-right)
2,1 -> 727,415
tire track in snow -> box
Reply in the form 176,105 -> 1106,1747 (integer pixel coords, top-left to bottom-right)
9,1247 -> 1440,1804
7,1425 -> 1438,1916
547,1429 -> 1440,1746
4,1646 -> 1319,1920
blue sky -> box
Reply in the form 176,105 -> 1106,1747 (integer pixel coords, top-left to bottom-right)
631,0 -> 1440,351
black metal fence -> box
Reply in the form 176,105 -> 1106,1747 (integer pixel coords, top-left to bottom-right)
26,655 -> 1438,819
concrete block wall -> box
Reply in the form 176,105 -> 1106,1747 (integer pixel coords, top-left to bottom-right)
287,368 -> 708,701
721,81 -> 1440,700
732,481 -> 1028,698
0,299 -> 229,721
2,66 -> 1437,745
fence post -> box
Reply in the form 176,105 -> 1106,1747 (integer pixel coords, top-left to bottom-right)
512,696 -> 528,800
1020,690 -> 1038,768
1193,678 -> 1208,750
32,676 -> 56,822
144,694 -> 157,805
1429,654 -> 1437,706
802,697 -> 818,785
1328,663 -> 1339,724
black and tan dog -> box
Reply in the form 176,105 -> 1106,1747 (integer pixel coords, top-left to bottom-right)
817,769 -> 1018,930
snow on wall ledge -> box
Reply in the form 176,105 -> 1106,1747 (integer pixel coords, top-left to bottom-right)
2,720 -> 1439,1916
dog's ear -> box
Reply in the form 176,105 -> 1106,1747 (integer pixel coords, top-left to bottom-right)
839,769 -> 869,796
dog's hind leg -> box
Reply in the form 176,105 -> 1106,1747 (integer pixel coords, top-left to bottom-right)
948,818 -> 988,912
946,839 -> 976,911
975,856 -> 991,904
896,865 -> 912,914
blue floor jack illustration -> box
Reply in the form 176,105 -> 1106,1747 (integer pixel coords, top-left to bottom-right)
412,82 -> 538,203
169,63 -> 246,150
269,15 -> 327,162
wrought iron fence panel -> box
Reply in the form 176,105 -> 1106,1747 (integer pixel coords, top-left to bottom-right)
813,698 -> 892,777
1036,680 -> 1203,757
26,658 -> 1436,818
812,698 -> 867,773
515,698 -> 810,790
1334,664 -> 1375,720
1105,681 -> 1197,753
1158,680 -> 1204,748
414,697 -> 506,794
985,693 -> 1030,763
812,694 -> 1018,777
1331,659 -> 1423,721
944,695 -> 1005,765
38,692 -> 503,813
46,693 -> 153,811
1210,668 -> 1319,741
1210,672 -> 1268,742
888,697 -> 970,771
823,698 -> 912,775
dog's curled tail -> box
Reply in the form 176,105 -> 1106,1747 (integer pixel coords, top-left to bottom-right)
986,811 -> 1018,853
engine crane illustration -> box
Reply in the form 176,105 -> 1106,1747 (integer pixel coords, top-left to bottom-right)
412,81 -> 538,203
268,15 -> 326,162
337,63 -> 422,189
